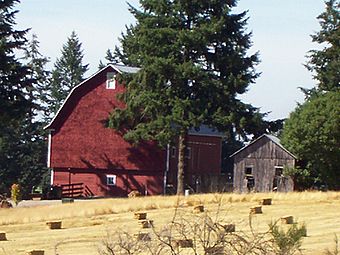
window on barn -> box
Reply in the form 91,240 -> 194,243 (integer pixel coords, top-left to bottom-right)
106,174 -> 117,186
185,147 -> 192,159
245,166 -> 253,176
171,147 -> 176,158
106,72 -> 117,89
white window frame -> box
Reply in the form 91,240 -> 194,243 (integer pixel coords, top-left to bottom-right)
106,174 -> 117,186
274,166 -> 284,176
185,147 -> 192,159
106,72 -> 117,89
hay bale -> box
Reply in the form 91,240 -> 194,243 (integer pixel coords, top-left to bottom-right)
193,205 -> 204,213
206,246 -> 224,255
61,198 -> 74,203
134,212 -> 147,220
250,206 -> 262,214
139,220 -> 153,228
0,232 -> 6,241
134,232 -> 151,241
281,215 -> 294,224
173,239 -> 193,248
260,198 -> 272,205
46,221 -> 62,229
26,250 -> 44,255
128,190 -> 141,198
223,224 -> 235,233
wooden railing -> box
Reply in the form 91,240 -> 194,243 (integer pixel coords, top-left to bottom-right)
60,183 -> 84,198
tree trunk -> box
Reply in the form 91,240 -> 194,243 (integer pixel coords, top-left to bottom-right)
176,132 -> 186,195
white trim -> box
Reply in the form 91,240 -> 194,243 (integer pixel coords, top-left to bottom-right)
44,64 -> 140,130
50,169 -> 54,185
106,174 -> 117,186
47,131 -> 52,168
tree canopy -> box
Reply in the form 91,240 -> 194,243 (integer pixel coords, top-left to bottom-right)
109,0 -> 263,194
281,91 -> 340,188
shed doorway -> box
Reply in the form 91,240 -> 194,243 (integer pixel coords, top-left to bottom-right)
273,166 -> 283,191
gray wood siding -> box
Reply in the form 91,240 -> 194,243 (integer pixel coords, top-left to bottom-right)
233,136 -> 295,193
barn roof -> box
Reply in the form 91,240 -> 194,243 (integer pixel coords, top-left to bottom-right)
45,64 -> 140,130
188,125 -> 225,137
229,134 -> 297,159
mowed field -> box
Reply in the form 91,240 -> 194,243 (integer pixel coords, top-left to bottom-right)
0,192 -> 340,255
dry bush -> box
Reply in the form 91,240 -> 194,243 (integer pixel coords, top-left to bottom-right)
324,235 -> 339,255
99,197 -> 277,255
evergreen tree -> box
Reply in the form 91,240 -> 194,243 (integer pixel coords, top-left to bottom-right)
98,49 -> 118,69
109,0 -> 262,194
305,0 -> 339,92
24,33 -> 52,122
0,0 -> 46,195
50,31 -> 89,114
0,0 -> 31,127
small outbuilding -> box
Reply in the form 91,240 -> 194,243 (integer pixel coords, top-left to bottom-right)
230,134 -> 296,193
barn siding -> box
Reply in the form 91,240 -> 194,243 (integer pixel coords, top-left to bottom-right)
233,136 -> 295,193
50,68 -> 165,172
167,135 -> 222,189
53,168 -> 163,197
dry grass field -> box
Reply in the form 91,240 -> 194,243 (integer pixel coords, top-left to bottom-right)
0,192 -> 340,255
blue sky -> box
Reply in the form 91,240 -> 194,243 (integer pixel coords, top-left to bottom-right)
16,0 -> 325,120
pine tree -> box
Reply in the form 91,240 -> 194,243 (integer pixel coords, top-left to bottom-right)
109,0 -> 262,194
50,31 -> 89,114
0,0 -> 31,127
0,0 -> 46,195
305,0 -> 339,92
24,33 -> 52,122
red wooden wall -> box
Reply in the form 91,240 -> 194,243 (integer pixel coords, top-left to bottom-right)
48,65 -> 222,197
49,66 -> 166,197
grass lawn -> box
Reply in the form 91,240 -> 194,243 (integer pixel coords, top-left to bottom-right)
0,192 -> 339,254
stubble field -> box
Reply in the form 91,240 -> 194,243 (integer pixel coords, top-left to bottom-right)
0,192 -> 340,255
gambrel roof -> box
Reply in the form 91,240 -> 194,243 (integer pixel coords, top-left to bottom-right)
45,64 -> 140,130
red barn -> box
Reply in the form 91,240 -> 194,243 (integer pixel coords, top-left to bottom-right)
45,64 -> 223,197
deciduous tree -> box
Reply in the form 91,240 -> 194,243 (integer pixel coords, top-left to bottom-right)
281,0 -> 340,189
281,92 -> 340,189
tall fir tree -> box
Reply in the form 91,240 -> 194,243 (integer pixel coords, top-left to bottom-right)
109,0 -> 263,194
0,0 -> 47,195
50,31 -> 89,114
305,0 -> 339,92
24,33 -> 52,122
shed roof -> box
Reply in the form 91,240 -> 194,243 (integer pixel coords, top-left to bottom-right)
45,64 -> 140,130
229,134 -> 297,159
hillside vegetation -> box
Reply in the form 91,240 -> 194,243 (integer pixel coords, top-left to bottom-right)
0,192 -> 339,254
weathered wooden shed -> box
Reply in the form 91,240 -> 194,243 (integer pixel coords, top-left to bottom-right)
230,134 -> 296,193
